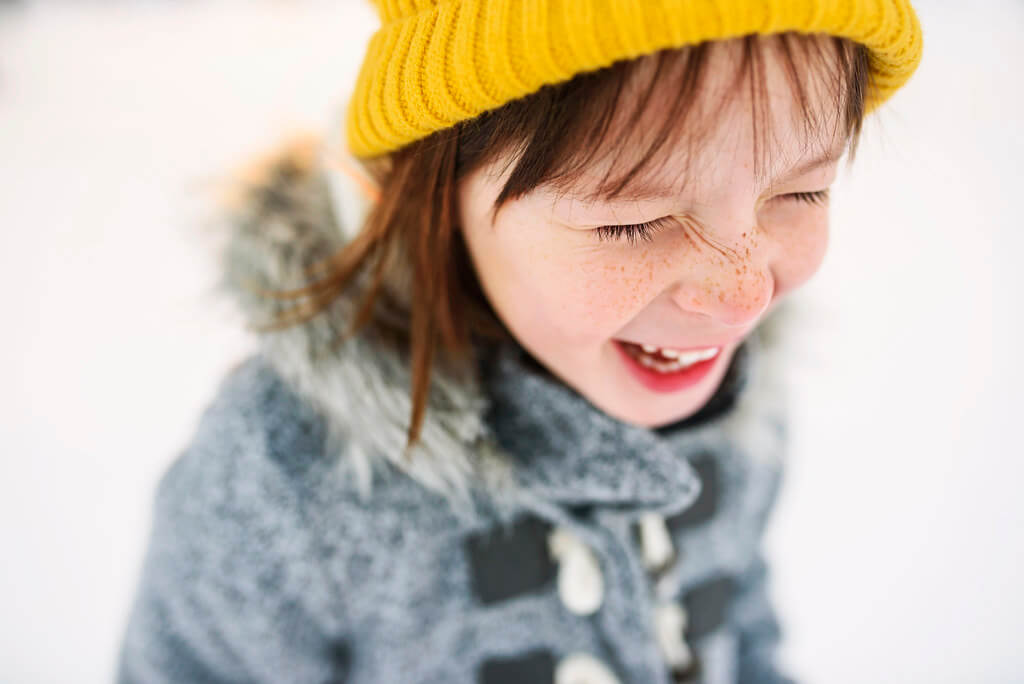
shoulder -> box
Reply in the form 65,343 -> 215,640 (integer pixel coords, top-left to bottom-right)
156,354 -> 470,550
149,354 -> 333,578
120,355 -> 363,681
155,354 -> 328,511
135,354 -> 476,645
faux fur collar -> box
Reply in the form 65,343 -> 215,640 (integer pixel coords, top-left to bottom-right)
209,127 -> 793,521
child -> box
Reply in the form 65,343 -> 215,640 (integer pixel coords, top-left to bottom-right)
116,2 -> 922,683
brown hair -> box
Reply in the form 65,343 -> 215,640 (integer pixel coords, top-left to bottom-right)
253,32 -> 875,454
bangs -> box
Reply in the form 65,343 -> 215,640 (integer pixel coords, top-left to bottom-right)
271,32 -> 877,450
452,32 -> 874,223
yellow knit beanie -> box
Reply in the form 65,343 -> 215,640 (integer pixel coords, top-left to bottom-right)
345,0 -> 923,160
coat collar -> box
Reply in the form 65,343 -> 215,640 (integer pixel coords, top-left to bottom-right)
476,331 -> 759,519
213,123 -> 791,521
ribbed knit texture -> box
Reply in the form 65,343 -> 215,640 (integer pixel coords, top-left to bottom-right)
345,0 -> 924,159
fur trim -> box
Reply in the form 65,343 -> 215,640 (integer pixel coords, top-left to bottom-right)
208,132 -> 517,516
204,131 -> 797,518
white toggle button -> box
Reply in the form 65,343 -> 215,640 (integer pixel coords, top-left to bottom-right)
638,512 -> 676,573
555,652 -> 623,684
548,526 -> 604,616
654,600 -> 694,671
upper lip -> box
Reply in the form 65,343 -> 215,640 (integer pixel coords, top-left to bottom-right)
614,336 -> 743,352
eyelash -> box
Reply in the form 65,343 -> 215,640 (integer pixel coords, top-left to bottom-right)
593,189 -> 831,244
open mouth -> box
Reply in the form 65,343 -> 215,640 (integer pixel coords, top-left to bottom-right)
617,340 -> 721,373
612,339 -> 723,393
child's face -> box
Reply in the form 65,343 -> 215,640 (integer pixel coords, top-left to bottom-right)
458,38 -> 845,428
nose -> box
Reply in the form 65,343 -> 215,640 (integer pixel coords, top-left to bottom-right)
667,243 -> 775,329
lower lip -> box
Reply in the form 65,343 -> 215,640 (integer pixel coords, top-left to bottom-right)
612,340 -> 722,394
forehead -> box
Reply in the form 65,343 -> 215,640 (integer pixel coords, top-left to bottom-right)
548,34 -> 849,205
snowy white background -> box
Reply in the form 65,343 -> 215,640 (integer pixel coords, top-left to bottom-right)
1,1 -> 1020,682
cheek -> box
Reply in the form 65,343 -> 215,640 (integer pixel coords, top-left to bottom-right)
573,248 -> 662,329
514,244 -> 660,346
770,210 -> 830,297
464,216 -> 660,347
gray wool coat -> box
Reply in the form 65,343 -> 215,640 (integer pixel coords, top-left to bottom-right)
115,132 -> 798,684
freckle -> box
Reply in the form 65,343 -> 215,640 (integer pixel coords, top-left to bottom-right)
742,232 -> 747,238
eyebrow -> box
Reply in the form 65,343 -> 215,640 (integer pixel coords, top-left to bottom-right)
562,144 -> 846,204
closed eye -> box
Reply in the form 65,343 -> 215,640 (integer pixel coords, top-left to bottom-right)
593,216 -> 675,245
592,189 -> 830,245
785,189 -> 830,206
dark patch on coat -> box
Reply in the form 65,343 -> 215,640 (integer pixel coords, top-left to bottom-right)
463,515 -> 557,605
666,457 -> 719,530
477,648 -> 555,684
683,574 -> 739,640
325,639 -> 352,683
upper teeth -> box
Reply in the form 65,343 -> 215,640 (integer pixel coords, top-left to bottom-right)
639,343 -> 719,364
